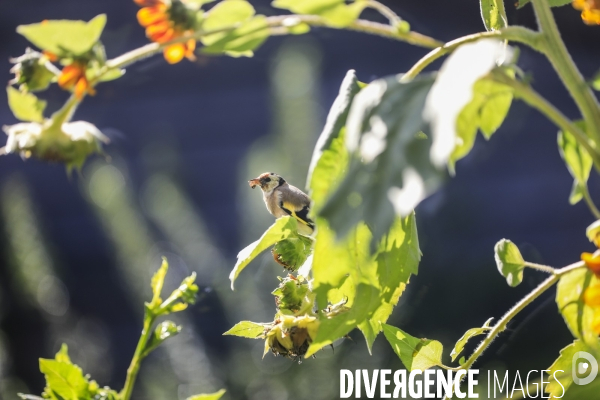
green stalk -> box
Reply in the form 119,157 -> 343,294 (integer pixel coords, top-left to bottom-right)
119,313 -> 155,400
530,0 -> 600,145
402,26 -> 542,81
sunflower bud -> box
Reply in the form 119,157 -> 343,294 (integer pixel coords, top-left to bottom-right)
272,235 -> 313,272
272,275 -> 313,313
9,48 -> 59,92
263,314 -> 320,361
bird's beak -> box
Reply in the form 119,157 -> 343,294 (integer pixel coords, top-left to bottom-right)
248,178 -> 261,189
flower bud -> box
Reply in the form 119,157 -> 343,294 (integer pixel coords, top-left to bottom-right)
263,314 -> 320,361
9,48 -> 59,92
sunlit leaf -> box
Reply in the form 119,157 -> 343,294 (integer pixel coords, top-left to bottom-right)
450,74 -> 513,170
382,324 -> 443,371
272,0 -> 368,27
450,317 -> 493,361
320,75 -> 441,243
187,389 -> 226,400
223,321 -> 266,338
202,0 -> 255,44
202,16 -> 269,57
17,15 -> 106,56
494,239 -> 525,287
7,86 -> 46,122
150,257 -> 169,306
271,234 -> 313,272
545,340 -> 600,399
54,344 -> 71,364
558,121 -> 592,206
230,216 -> 298,289
307,69 -> 361,209
557,268 -> 598,347
480,0 -> 507,31
39,358 -> 89,400
358,214 -> 420,352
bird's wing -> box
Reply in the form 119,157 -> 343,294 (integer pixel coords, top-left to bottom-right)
277,185 -> 314,228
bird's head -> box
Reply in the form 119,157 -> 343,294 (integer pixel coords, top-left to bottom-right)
249,172 -> 285,192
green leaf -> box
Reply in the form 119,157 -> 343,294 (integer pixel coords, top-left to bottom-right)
307,215 -> 419,357
185,0 -> 217,10
586,220 -> 600,244
223,321 -> 266,338
450,75 -> 513,169
230,216 -> 298,289
494,239 -> 525,287
358,214 -> 420,352
39,359 -> 89,400
150,257 -> 169,307
307,69 -> 361,209
558,121 -> 592,205
592,70 -> 600,92
143,321 -> 181,356
382,324 -> 443,371
517,0 -> 572,8
319,75 -> 441,244
7,86 -> 46,122
545,340 -> 599,399
54,344 -> 71,363
187,389 -> 226,400
480,0 -> 507,31
450,317 -> 493,361
202,0 -> 255,40
202,15 -> 269,57
556,268 -> 598,347
98,68 -> 124,82
17,15 -> 106,56
272,0 -> 368,27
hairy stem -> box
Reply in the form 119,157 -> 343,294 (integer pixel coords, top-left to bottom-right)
530,0 -> 600,145
523,261 -> 556,274
488,70 -> 600,168
582,184 -> 600,219
366,0 -> 402,25
120,313 -> 155,400
402,26 -> 543,81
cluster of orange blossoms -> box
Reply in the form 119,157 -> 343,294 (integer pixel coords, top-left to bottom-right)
134,0 -> 197,64
573,0 -> 600,25
57,61 -> 95,100
581,252 -> 600,334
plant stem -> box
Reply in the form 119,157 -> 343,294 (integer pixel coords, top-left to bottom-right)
402,26 -> 542,81
120,313 -> 155,400
442,261 -> 585,398
366,0 -> 401,26
523,261 -> 556,274
582,184 -> 600,219
530,0 -> 600,145
488,70 -> 600,168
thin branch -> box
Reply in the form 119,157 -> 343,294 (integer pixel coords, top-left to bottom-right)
581,184 -> 600,219
523,261 -> 556,274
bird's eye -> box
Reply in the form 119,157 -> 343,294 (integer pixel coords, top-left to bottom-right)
264,178 -> 271,182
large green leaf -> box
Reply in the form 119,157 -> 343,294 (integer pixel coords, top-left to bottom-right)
272,0 -> 368,27
557,268 -> 598,347
545,340 -> 600,399
223,321 -> 267,338
307,69 -> 361,208
187,389 -> 226,400
319,75 -> 441,243
358,214 -> 420,352
229,216 -> 298,289
17,15 -> 106,56
518,0 -> 572,8
7,86 -> 46,122
307,214 -> 419,356
558,121 -> 592,205
450,76 -> 513,170
382,324 -> 443,371
494,239 -> 525,287
480,0 -> 507,31
202,0 -> 255,42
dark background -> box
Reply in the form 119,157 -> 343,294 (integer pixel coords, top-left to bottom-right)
0,1 -> 599,399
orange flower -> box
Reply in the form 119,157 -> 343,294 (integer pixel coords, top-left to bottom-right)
57,62 -> 95,100
585,283 -> 600,307
134,0 -> 196,64
573,0 -> 600,25
581,252 -> 600,277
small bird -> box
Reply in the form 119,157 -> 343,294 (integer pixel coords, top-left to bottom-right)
249,172 -> 315,236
